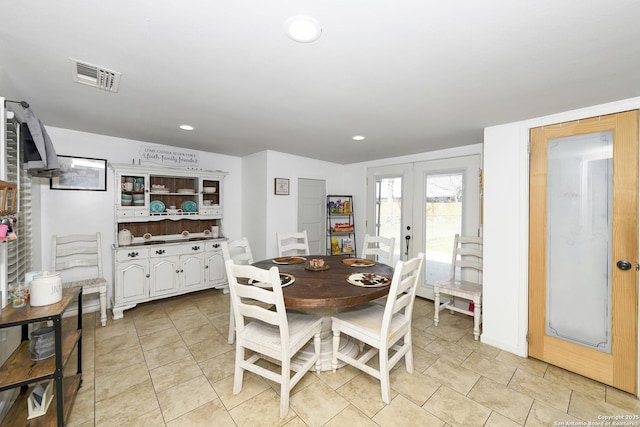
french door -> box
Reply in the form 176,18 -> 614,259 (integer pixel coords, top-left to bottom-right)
528,111 -> 638,394
367,155 -> 481,299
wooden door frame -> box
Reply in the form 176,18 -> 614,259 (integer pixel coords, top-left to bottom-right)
528,111 -> 638,394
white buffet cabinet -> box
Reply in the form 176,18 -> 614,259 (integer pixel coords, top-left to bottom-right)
111,164 -> 227,320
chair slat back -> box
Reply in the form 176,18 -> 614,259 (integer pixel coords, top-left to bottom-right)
276,231 -> 310,257
382,253 -> 424,335
361,234 -> 395,265
221,237 -> 254,265
450,234 -> 483,282
225,261 -> 289,338
51,233 -> 104,281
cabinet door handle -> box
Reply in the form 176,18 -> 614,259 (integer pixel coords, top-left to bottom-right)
205,265 -> 209,269
192,245 -> 200,251
176,269 -> 180,274
156,249 -> 165,255
128,252 -> 139,258
146,274 -> 150,278
213,243 -> 220,248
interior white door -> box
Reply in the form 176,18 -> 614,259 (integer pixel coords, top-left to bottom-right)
367,155 -> 481,300
298,178 -> 326,255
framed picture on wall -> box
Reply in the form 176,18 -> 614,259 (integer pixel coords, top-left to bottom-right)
274,178 -> 289,195
50,156 -> 107,191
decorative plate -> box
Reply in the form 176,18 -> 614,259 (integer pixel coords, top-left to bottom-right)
181,200 -> 198,212
181,230 -> 190,238
346,273 -> 391,288
143,233 -> 152,240
272,256 -> 306,265
249,273 -> 295,288
342,258 -> 376,267
203,229 -> 211,236
150,200 -> 165,213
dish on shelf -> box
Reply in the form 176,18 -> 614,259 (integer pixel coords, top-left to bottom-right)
143,233 -> 152,240
150,188 -> 170,193
203,187 -> 217,193
248,273 -> 295,288
177,188 -> 195,194
203,229 -> 211,236
181,230 -> 190,238
150,200 -> 165,213
181,200 -> 198,212
272,256 -> 306,265
342,258 -> 376,267
345,273 -> 391,288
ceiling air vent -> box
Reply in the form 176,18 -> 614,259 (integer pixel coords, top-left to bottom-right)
69,58 -> 121,92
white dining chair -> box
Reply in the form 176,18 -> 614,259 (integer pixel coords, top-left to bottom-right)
331,252 -> 424,404
361,234 -> 395,265
276,231 -> 310,257
225,260 -> 323,418
221,238 -> 254,344
51,233 -> 108,326
433,234 -> 483,340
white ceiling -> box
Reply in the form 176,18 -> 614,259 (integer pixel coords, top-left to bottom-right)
2,1 -> 640,164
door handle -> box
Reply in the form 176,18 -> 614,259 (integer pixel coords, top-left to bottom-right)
616,260 -> 633,271
404,235 -> 411,256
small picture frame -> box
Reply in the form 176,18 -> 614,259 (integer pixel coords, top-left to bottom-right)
50,156 -> 107,191
274,178 -> 289,195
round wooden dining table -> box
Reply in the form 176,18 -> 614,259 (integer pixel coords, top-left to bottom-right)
251,255 -> 395,370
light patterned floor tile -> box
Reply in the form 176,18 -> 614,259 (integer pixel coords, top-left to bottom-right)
374,394 -> 444,427
198,350 -> 236,383
423,386 -> 491,427
179,322 -> 220,346
187,333 -> 233,362
337,372 -> 392,417
95,361 -> 151,401
290,379 -> 350,426
508,369 -> 572,413
462,352 -> 517,386
149,355 -> 203,392
390,368 -> 440,406
94,380 -> 159,427
606,387 -> 640,412
323,405 -> 379,427
524,400 -> 584,427
144,340 -> 191,370
156,375 -> 218,422
213,371 -> 271,410
468,376 -> 533,424
424,357 -> 481,395
94,343 -> 145,376
139,325 -> 183,352
228,388 -> 297,426
568,391 -> 637,422
167,399 -> 236,427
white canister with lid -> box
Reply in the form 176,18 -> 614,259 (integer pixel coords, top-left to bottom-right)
30,271 -> 63,306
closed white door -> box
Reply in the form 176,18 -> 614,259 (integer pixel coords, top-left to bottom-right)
298,178 -> 326,255
367,155 -> 481,299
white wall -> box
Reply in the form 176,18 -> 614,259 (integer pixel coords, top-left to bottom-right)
483,96 -> 640,393
39,127 -> 243,309
264,150 -> 344,259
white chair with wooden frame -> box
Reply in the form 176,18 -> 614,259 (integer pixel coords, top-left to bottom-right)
331,253 -> 424,404
51,233 -> 108,326
221,238 -> 254,344
276,231 -> 310,257
433,234 -> 483,340
225,260 -> 323,418
361,234 -> 396,265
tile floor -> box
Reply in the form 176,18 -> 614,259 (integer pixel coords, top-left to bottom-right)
64,290 -> 640,426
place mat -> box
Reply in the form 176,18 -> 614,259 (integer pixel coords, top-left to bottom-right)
249,273 -> 295,288
346,273 -> 391,288
342,258 -> 376,267
272,256 -> 306,265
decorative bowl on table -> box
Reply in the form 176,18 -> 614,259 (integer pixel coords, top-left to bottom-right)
305,259 -> 330,271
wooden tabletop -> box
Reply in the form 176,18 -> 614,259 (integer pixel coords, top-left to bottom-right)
252,255 -> 394,310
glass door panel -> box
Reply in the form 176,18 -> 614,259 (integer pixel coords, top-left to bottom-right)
424,172 -> 463,285
546,131 -> 613,352
374,177 -> 402,265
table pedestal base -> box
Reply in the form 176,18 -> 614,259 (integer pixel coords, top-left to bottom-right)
291,316 -> 359,372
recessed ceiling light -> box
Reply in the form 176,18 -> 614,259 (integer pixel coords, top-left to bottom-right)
352,135 -> 366,141
285,15 -> 322,43
179,124 -> 194,131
